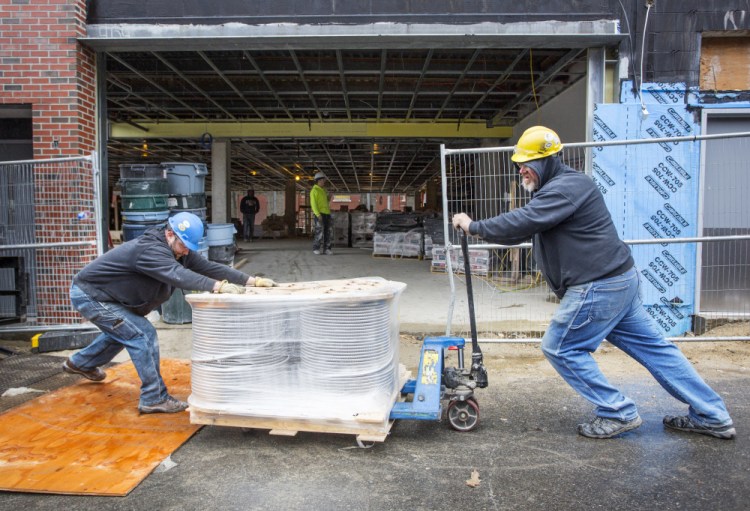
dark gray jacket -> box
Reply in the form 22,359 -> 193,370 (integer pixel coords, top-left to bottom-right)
469,156 -> 633,298
73,227 -> 250,315
240,195 -> 260,215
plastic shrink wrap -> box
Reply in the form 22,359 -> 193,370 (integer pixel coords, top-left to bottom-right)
185,277 -> 406,433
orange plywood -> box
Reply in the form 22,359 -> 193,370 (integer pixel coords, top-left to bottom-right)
0,359 -> 201,496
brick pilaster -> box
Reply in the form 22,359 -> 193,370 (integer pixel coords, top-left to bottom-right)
1,0 -> 99,324
0,0 -> 96,157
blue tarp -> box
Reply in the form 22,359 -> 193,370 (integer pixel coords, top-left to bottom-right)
592,82 -> 699,335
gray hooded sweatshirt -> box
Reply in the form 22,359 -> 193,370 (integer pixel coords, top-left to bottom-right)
468,156 -> 633,298
73,226 -> 250,316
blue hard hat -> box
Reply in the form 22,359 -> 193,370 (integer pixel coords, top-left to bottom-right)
168,212 -> 204,250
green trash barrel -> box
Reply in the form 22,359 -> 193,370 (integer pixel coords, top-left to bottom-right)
162,288 -> 192,324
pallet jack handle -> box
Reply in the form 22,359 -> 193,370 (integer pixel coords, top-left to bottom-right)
459,230 -> 488,388
460,230 -> 480,355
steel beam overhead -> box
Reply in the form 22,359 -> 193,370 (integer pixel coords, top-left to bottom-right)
90,21 -> 621,193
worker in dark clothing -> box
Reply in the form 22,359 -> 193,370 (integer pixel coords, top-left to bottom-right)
240,189 -> 260,242
63,212 -> 277,414
453,126 -> 734,440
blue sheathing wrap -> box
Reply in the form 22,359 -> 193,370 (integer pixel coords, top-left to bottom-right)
592,82 -> 699,335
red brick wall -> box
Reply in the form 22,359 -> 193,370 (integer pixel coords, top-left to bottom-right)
1,0 -> 98,324
0,0 -> 96,157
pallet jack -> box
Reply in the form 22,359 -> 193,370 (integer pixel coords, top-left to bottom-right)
390,230 -> 489,431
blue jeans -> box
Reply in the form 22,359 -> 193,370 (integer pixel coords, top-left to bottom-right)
541,267 -> 732,427
69,283 -> 168,407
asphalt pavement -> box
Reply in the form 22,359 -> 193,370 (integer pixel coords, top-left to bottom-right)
1,371 -> 747,511
0,238 -> 748,510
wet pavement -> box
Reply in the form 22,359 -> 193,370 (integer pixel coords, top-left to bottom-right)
0,368 -> 747,511
1,238 -> 748,509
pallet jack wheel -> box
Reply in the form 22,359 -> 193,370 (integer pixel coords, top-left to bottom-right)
447,397 -> 479,432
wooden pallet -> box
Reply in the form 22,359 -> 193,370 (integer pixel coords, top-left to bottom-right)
429,265 -> 489,276
190,366 -> 412,444
372,252 -> 423,260
190,409 -> 394,443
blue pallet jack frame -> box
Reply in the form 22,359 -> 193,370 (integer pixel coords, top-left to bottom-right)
390,230 -> 489,431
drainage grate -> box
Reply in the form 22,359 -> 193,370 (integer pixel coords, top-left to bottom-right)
0,353 -> 65,394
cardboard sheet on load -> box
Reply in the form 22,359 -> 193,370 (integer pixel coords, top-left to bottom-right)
0,359 -> 200,496
186,277 -> 407,305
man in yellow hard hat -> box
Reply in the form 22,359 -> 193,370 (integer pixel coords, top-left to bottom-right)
453,126 -> 734,440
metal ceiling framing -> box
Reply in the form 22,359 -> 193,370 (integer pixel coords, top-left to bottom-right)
99,38 -> 614,194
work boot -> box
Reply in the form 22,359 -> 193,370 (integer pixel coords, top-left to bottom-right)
138,396 -> 189,414
663,415 -> 736,439
577,415 -> 642,439
62,358 -> 106,382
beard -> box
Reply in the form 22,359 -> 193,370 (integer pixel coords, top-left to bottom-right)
521,179 -> 537,193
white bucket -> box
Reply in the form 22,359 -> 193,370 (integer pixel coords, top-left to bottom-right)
206,223 -> 236,246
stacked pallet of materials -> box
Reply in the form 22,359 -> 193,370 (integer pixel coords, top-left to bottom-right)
372,212 -> 424,257
421,216 -> 445,260
431,246 -> 491,276
185,277 -> 407,441
351,211 -> 377,248
332,211 -> 350,247
373,230 -> 424,258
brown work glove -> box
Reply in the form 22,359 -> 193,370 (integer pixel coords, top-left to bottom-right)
216,280 -> 246,294
254,277 -> 277,287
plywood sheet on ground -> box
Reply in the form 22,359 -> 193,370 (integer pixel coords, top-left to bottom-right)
0,359 -> 200,496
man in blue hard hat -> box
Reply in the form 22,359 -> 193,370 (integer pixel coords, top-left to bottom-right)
63,212 -> 277,414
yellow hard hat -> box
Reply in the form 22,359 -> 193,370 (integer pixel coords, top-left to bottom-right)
511,126 -> 563,163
